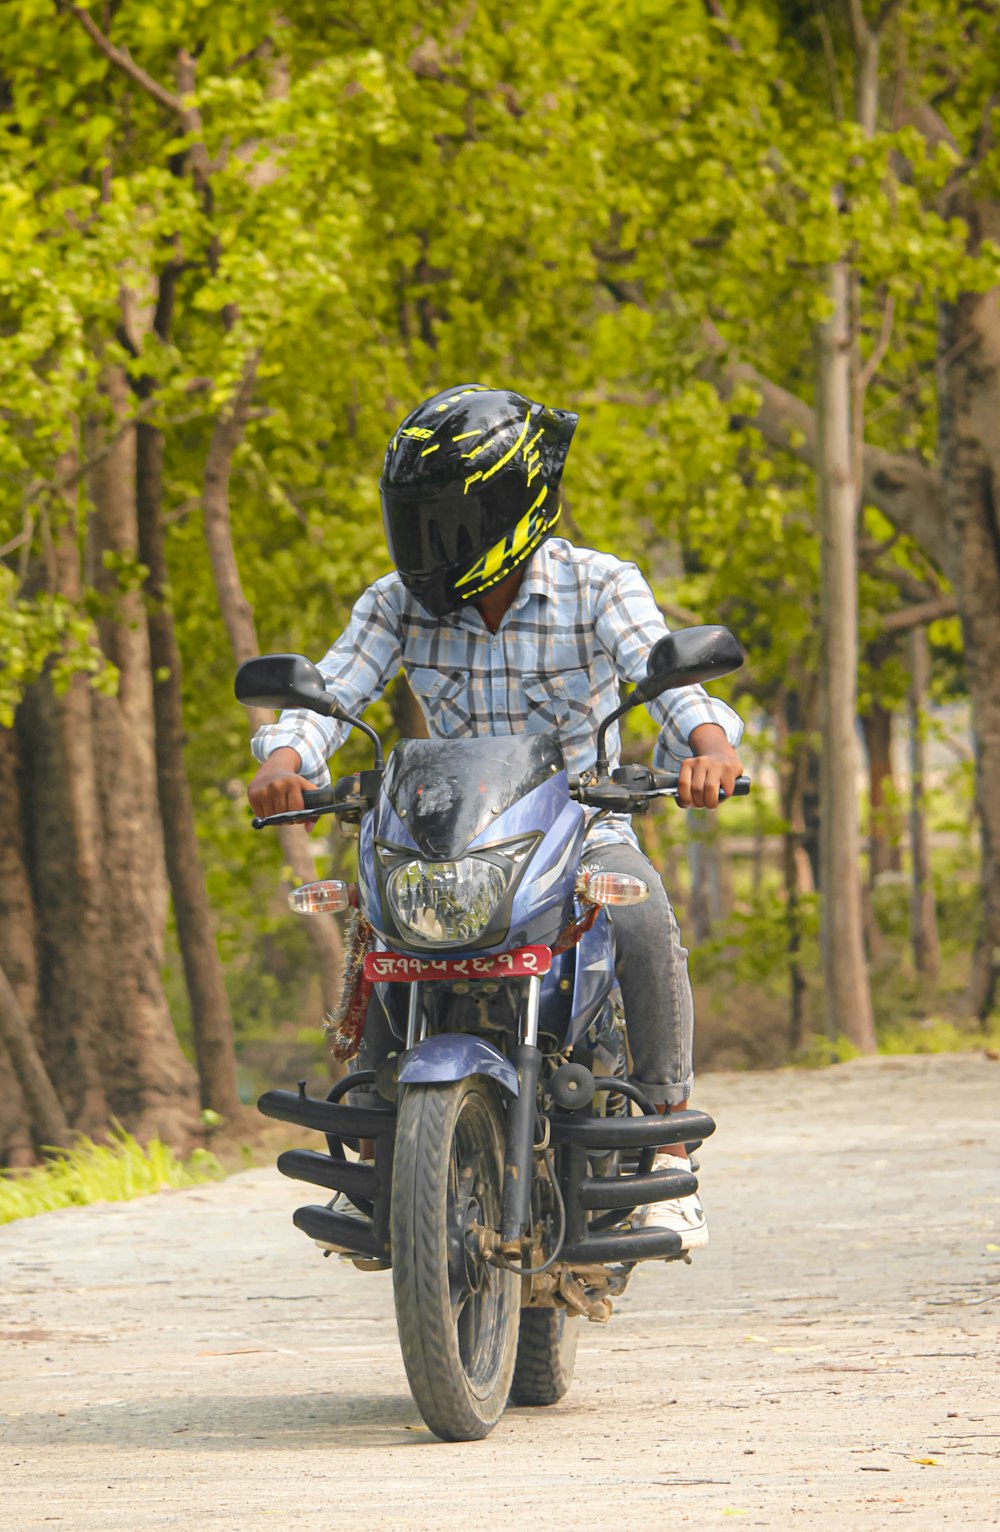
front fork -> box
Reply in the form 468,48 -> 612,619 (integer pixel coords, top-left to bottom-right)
500,974 -> 544,1243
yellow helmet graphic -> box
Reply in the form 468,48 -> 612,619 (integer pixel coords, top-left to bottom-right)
381,385 -> 578,616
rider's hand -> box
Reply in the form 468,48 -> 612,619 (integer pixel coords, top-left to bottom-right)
678,725 -> 743,810
247,748 -> 316,817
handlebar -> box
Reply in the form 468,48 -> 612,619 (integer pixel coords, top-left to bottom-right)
250,766 -> 751,829
566,767 -> 751,811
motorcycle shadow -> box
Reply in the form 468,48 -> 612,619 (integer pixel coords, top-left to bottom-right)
5,1391 -> 438,1451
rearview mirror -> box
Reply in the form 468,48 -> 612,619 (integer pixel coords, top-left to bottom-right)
592,624 -> 744,776
633,626 -> 744,703
234,654 -> 339,717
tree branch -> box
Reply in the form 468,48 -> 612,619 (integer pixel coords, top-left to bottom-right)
175,49 -> 212,200
859,292 -> 896,390
866,327 -> 978,422
202,351 -> 262,671
702,0 -> 741,51
0,527 -> 33,561
895,99 -> 960,154
661,600 -> 705,628
703,320 -> 948,567
845,0 -> 870,54
58,3 -> 184,116
814,6 -> 845,124
859,547 -> 939,603
875,0 -> 904,30
881,595 -> 957,633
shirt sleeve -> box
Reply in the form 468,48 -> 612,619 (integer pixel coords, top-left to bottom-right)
591,558 -> 745,769
250,580 -> 404,787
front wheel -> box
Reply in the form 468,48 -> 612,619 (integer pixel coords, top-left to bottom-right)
391,1078 -> 520,1441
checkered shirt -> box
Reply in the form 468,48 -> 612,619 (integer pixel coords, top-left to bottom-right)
251,538 -> 744,849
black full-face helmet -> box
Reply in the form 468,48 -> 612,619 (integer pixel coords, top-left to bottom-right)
379,384 -> 578,617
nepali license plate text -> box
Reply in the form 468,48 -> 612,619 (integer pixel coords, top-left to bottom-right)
364,945 -> 552,983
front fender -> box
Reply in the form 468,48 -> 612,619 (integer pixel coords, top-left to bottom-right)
398,1033 -> 519,1096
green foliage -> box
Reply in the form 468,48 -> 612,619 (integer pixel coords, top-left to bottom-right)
0,567 -> 117,726
691,890 -> 821,989
792,1033 -> 862,1069
0,1125 -> 224,1224
1,0 -> 995,1064
877,1016 -> 1000,1056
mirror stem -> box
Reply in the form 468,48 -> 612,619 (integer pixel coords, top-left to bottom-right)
331,704 -> 384,770
352,715 -> 384,771
594,697 -> 633,778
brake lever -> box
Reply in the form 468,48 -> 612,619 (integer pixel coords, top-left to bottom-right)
252,810 -> 322,829
251,804 -> 342,830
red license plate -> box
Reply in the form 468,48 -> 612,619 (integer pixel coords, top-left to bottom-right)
363,945 -> 552,983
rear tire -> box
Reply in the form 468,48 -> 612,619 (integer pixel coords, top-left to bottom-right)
391,1078 -> 519,1441
509,1307 -> 579,1406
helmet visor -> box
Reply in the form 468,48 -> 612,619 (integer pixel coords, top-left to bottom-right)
380,475 -> 525,582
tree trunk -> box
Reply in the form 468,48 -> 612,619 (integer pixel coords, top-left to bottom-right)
201,357 -> 344,1009
862,703 -> 902,883
388,672 -> 429,741
776,692 -> 812,1050
708,188 -> 1000,1018
16,686 -> 114,1135
85,366 -> 201,1141
936,227 -> 1000,1020
0,960 -> 71,1150
0,726 -> 41,1162
908,627 -> 940,980
136,412 -> 241,1119
782,835 -> 809,1053
815,260 -> 876,1052
686,810 -> 722,944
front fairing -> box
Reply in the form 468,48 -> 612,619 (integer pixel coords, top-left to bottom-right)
360,736 -> 586,956
356,734 -> 618,1058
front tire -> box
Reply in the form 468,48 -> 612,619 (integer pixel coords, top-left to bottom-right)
510,1308 -> 579,1406
391,1078 -> 520,1441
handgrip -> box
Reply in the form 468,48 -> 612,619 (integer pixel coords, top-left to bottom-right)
250,774 -> 375,829
251,785 -> 339,830
301,787 -> 339,810
650,770 -> 751,799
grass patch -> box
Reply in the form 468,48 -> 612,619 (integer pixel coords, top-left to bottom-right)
877,1015 -> 1000,1056
0,1124 -> 225,1225
790,1034 -> 863,1069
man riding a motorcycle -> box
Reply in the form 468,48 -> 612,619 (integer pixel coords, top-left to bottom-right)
247,383 -> 745,1252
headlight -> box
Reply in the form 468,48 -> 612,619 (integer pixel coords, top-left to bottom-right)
387,857 -> 508,944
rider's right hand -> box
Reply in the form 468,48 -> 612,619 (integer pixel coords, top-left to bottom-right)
247,748 -> 316,817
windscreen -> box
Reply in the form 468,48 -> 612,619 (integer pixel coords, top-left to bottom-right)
382,735 -> 564,859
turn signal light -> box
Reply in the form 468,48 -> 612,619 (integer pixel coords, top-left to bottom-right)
576,870 -> 650,906
288,881 -> 352,915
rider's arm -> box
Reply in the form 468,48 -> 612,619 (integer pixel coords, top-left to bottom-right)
590,557 -> 744,805
249,577 -> 404,811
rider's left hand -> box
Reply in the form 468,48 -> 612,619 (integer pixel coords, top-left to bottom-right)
678,736 -> 744,810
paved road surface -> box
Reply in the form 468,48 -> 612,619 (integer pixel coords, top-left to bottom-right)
2,1055 -> 998,1531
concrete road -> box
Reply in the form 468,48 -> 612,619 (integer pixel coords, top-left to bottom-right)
2,1054 -> 998,1531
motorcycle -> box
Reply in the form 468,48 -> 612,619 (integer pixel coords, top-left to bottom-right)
236,623 -> 749,1441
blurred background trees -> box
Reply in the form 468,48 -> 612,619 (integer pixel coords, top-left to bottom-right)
1,0 -> 997,1159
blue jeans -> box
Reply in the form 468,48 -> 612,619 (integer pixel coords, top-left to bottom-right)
581,841 -> 694,1106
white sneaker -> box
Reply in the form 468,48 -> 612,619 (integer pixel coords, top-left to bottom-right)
633,1153 -> 709,1251
312,1189 -> 373,1253
326,1189 -> 371,1223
